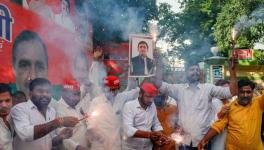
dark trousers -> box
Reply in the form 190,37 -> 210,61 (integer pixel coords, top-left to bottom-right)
179,145 -> 198,150
179,141 -> 211,150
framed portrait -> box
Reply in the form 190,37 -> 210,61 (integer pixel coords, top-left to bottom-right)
129,34 -> 156,77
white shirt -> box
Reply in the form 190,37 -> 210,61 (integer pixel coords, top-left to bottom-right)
11,100 -> 56,150
56,98 -> 89,150
144,57 -> 148,75
112,88 -> 140,120
211,98 -> 226,150
159,82 -> 231,146
122,99 -> 163,150
0,116 -> 13,150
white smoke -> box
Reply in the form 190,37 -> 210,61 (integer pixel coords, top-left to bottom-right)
234,7 -> 264,31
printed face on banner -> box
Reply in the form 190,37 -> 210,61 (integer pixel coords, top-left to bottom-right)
129,35 -> 156,77
0,1 -> 90,98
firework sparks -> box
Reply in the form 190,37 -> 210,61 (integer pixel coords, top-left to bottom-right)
78,110 -> 99,121
171,133 -> 183,144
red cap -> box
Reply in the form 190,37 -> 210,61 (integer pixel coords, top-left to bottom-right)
140,82 -> 158,97
62,78 -> 80,91
104,76 -> 120,89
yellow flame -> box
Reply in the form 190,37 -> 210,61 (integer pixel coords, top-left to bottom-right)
171,133 -> 183,143
91,111 -> 99,117
231,28 -> 240,41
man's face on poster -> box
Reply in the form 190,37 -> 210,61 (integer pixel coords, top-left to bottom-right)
13,40 -> 48,97
138,43 -> 148,57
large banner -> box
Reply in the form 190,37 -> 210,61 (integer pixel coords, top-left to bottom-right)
0,1 -> 87,85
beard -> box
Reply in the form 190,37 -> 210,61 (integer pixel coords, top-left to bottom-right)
0,107 -> 11,117
187,73 -> 200,83
238,97 -> 252,106
31,95 -> 51,110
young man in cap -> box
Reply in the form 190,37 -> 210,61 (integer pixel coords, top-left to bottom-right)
0,83 -> 14,150
122,82 -> 169,150
55,78 -> 90,150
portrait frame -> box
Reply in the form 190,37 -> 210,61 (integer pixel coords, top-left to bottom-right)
129,34 -> 156,77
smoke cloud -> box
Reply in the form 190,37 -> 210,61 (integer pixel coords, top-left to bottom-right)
75,0 -> 147,42
234,7 -> 264,31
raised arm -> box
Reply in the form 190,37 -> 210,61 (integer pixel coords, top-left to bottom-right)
229,57 -> 238,96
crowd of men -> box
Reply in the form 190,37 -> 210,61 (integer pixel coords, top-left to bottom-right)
1,30 -> 264,150
1,57 -> 264,150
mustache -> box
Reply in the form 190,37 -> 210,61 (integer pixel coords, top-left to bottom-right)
0,107 -> 11,111
240,97 -> 251,102
40,96 -> 50,100
192,73 -> 200,76
0,107 -> 11,114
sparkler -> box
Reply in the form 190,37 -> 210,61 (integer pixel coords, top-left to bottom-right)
170,132 -> 183,144
78,110 -> 99,121
231,28 -> 240,42
231,27 -> 240,69
150,21 -> 158,43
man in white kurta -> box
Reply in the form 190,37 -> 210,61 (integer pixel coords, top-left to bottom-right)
153,63 -> 237,149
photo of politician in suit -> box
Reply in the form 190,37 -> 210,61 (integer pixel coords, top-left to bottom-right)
130,41 -> 155,76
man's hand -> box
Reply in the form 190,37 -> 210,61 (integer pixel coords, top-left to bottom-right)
57,117 -> 79,127
157,135 -> 171,146
150,132 -> 170,146
217,105 -> 230,119
220,105 -> 230,115
197,139 -> 207,150
150,131 -> 163,141
58,128 -> 73,139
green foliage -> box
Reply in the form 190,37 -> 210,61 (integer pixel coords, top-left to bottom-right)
254,50 -> 264,65
213,0 -> 264,51
158,0 -> 226,62
158,0 -> 264,63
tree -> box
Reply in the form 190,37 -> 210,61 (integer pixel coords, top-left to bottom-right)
158,0 -> 264,62
214,0 -> 264,51
158,0 -> 227,63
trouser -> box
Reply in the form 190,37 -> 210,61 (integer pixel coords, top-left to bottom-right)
179,141 -> 211,150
